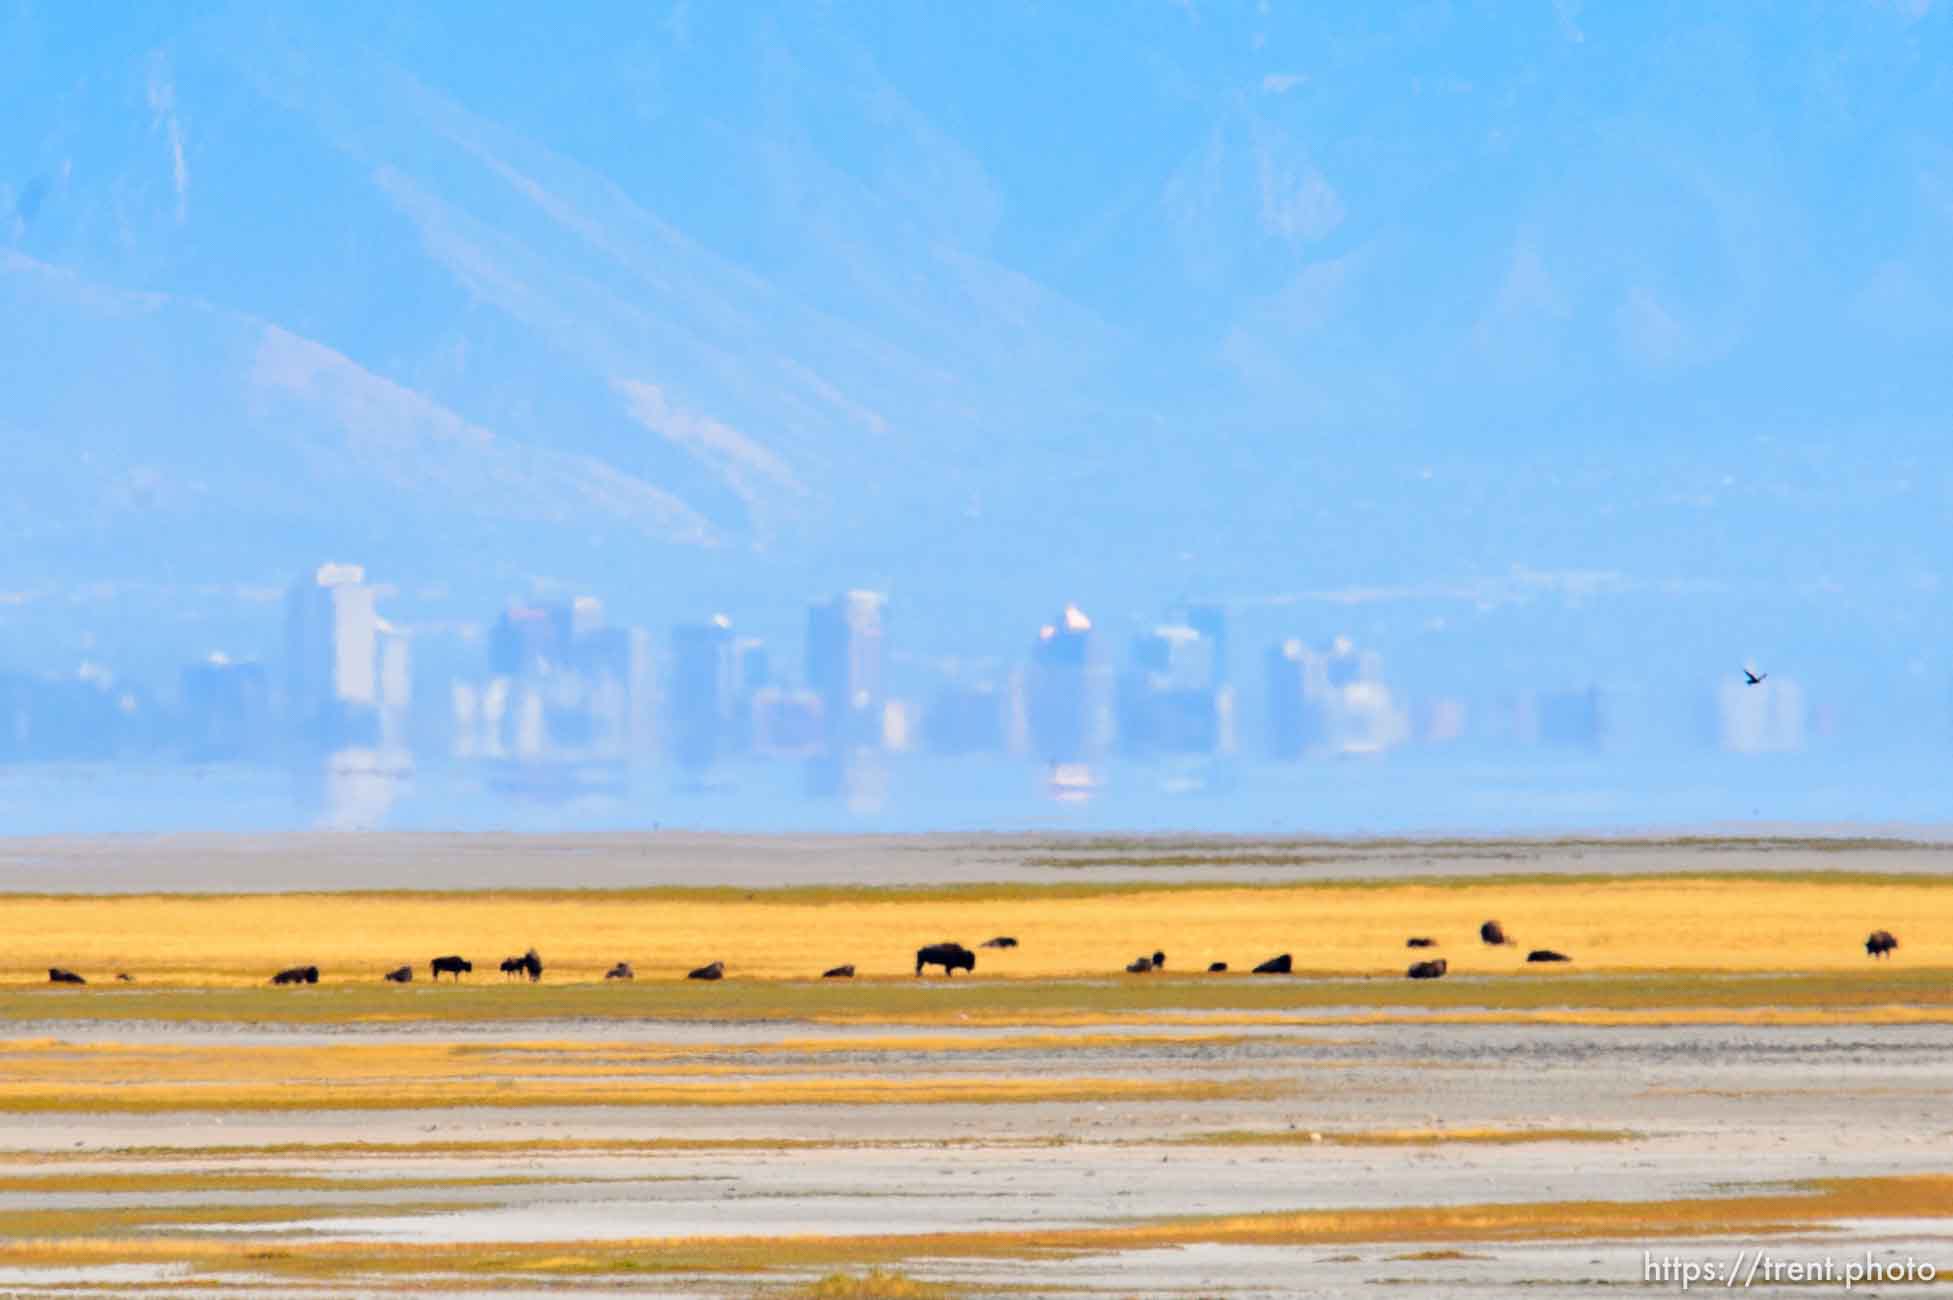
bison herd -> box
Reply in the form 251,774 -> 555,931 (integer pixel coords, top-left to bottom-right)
32,924 -> 1913,988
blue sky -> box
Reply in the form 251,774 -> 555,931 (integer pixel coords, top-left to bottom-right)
3,0 -> 1952,733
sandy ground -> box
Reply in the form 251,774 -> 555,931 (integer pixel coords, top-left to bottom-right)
2,830 -> 1952,892
0,835 -> 1948,1296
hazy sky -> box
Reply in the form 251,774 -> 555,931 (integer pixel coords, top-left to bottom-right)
3,1 -> 1951,725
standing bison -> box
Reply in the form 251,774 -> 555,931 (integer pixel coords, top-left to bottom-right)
430,955 -> 472,982
915,943 -> 975,976
499,949 -> 543,982
1865,930 -> 1899,959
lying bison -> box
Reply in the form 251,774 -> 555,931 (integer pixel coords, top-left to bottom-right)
271,965 -> 319,986
604,962 -> 635,981
1252,953 -> 1293,975
115,973 -> 135,983
1406,937 -> 1437,948
1526,949 -> 1571,963
430,955 -> 472,982
1407,958 -> 1448,980
980,936 -> 1018,949
1207,961 -> 1228,972
1126,950 -> 1166,973
822,964 -> 856,979
48,967 -> 85,985
915,943 -> 975,976
383,965 -> 412,983
1480,920 -> 1512,946
687,960 -> 725,981
499,949 -> 542,982
1866,930 -> 1899,959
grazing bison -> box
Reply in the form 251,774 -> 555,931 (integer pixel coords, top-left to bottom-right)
1407,958 -> 1448,980
687,960 -> 725,981
980,936 -> 1018,949
604,962 -> 635,980
1252,953 -> 1293,975
271,965 -> 319,986
499,949 -> 543,982
1866,930 -> 1899,959
1527,949 -> 1571,963
430,955 -> 472,982
1406,937 -> 1437,948
1207,961 -> 1228,973
822,964 -> 856,979
383,965 -> 412,983
1480,920 -> 1512,946
48,967 -> 85,985
915,943 -> 976,976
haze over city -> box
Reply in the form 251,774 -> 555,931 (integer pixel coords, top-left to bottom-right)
5,1 -> 1952,831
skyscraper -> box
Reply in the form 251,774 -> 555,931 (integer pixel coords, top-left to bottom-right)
668,616 -> 735,772
806,591 -> 885,753
1027,603 -> 1094,763
285,563 -> 382,747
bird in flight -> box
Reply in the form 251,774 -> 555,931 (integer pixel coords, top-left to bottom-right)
1744,668 -> 1767,686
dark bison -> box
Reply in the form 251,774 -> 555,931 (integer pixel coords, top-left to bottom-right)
687,960 -> 725,981
115,973 -> 135,982
1406,937 -> 1437,948
383,965 -> 412,983
48,967 -> 85,985
430,955 -> 472,982
1480,920 -> 1512,946
1126,950 -> 1166,973
1407,958 -> 1448,980
822,964 -> 856,979
1526,949 -> 1571,963
271,965 -> 319,986
980,936 -> 1018,949
1207,961 -> 1228,972
604,962 -> 635,980
915,943 -> 976,976
499,949 -> 542,982
1866,930 -> 1899,958
1252,953 -> 1293,975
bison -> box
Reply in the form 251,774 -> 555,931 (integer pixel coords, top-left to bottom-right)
115,973 -> 135,982
1252,953 -> 1293,975
915,943 -> 975,976
1407,958 -> 1448,980
48,967 -> 85,985
1126,950 -> 1166,973
1480,920 -> 1511,946
1866,930 -> 1899,959
271,965 -> 319,986
604,962 -> 635,981
980,936 -> 1018,949
383,965 -> 412,983
822,964 -> 856,979
687,960 -> 725,981
1526,949 -> 1571,963
1406,937 -> 1437,948
1207,961 -> 1228,973
499,949 -> 542,982
430,955 -> 472,982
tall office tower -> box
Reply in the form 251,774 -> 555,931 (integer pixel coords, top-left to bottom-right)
181,655 -> 271,760
1027,603 -> 1093,763
285,563 -> 382,746
1265,635 -> 1405,758
1119,621 -> 1220,756
806,590 -> 886,752
668,616 -> 735,772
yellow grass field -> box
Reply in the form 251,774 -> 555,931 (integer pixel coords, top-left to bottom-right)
0,874 -> 1946,986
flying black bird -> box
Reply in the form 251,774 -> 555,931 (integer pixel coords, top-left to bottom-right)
1743,668 -> 1767,686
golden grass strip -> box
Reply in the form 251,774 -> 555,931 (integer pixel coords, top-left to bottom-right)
3,876 -> 1951,989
